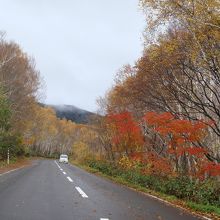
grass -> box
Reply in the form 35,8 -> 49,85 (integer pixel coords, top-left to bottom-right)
187,202 -> 220,216
70,159 -> 220,220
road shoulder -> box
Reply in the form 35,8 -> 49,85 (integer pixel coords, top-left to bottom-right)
0,157 -> 33,175
69,161 -> 219,220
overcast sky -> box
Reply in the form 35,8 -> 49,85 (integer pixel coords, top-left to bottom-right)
0,0 -> 145,112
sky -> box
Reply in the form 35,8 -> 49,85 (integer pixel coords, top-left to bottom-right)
0,0 -> 145,112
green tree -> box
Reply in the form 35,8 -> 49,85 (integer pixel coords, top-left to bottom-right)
0,88 -> 11,133
0,88 -> 12,159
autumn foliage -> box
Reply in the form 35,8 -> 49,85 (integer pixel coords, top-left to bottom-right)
95,0 -> 220,182
106,112 -> 143,154
92,1 -> 220,211
103,110 -> 220,178
144,112 -> 207,156
130,151 -> 172,177
143,112 -> 220,177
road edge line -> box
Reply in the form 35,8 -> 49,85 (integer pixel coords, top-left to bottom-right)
0,166 -> 25,177
69,162 -> 213,220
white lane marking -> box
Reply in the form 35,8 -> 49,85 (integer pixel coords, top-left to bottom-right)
60,168 -> 63,171
67,176 -> 73,182
57,161 -> 210,220
0,166 -> 24,177
75,186 -> 88,198
63,172 -> 66,175
54,160 -> 61,168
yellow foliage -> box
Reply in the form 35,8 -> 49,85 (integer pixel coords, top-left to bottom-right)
72,141 -> 92,162
118,155 -> 137,170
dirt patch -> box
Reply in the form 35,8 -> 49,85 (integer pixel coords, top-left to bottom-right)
0,157 -> 32,174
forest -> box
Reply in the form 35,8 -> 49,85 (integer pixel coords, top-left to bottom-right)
0,32 -> 89,160
0,0 -> 219,217
81,0 -> 220,215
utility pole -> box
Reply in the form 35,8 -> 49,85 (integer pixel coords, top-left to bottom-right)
7,148 -> 9,165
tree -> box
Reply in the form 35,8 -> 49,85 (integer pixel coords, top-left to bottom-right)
0,87 -> 24,159
139,0 -> 220,138
0,34 -> 41,133
0,88 -> 11,159
143,112 -> 216,176
106,112 -> 143,156
139,0 -> 220,44
102,24 -> 220,164
0,88 -> 11,133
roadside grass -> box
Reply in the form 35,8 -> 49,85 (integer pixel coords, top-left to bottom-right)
70,159 -> 220,220
187,202 -> 220,216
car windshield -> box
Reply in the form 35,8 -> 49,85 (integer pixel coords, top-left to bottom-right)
60,155 -> 68,159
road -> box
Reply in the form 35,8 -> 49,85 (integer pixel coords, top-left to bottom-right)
0,160 -> 206,220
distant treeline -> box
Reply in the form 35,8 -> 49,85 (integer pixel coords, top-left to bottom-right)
0,33 -> 92,159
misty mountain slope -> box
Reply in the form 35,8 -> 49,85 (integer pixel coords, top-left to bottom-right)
43,104 -> 95,124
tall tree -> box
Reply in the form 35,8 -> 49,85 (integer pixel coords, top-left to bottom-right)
0,34 -> 41,133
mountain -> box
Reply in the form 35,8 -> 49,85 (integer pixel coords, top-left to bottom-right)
43,104 -> 95,124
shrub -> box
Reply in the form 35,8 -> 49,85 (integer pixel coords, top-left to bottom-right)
87,160 -> 220,207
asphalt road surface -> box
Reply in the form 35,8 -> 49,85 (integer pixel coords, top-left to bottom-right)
0,160 -> 206,220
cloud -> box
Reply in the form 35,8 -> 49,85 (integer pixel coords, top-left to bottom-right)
0,0 -> 145,111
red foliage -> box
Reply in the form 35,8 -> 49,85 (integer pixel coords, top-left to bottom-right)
106,112 -> 143,151
202,162 -> 220,177
184,147 -> 207,156
143,112 -> 220,177
144,112 -> 207,157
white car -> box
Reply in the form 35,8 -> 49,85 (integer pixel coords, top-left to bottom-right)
59,154 -> 68,163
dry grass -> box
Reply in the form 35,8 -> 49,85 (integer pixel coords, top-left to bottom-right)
0,157 -> 32,174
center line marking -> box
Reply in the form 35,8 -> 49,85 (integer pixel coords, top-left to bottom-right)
75,186 -> 88,198
67,176 -> 73,182
63,172 -> 66,175
100,218 -> 109,220
55,161 -> 61,169
60,168 -> 63,171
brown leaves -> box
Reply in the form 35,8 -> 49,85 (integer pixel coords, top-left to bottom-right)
0,36 -> 41,133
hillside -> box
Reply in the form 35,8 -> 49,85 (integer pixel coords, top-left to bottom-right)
43,104 -> 95,124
